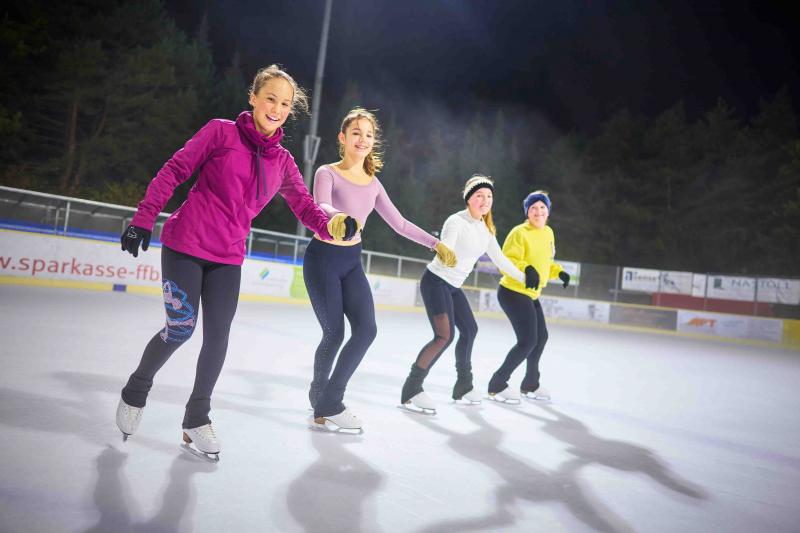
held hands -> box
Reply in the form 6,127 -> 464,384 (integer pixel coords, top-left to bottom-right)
120,225 -> 152,257
524,266 -> 540,291
327,213 -> 360,241
558,271 -> 571,289
434,242 -> 457,268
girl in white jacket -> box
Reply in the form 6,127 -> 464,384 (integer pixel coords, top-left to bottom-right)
399,175 -> 538,414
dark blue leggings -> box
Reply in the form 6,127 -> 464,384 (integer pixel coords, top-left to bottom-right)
304,239 -> 377,418
488,285 -> 548,393
415,269 -> 478,372
121,246 -> 241,429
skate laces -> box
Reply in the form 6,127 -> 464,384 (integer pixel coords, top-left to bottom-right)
338,408 -> 361,425
123,404 -> 142,421
195,424 -> 218,442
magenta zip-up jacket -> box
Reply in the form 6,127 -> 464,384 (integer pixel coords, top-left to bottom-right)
131,111 -> 332,265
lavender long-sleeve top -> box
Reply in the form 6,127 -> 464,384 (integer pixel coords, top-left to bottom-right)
312,165 -> 439,249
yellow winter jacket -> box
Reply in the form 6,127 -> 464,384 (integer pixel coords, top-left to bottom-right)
498,222 -> 563,299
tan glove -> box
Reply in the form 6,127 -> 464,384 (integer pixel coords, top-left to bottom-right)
434,242 -> 457,268
326,213 -> 360,241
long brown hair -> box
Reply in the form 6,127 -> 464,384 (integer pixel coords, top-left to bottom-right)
462,175 -> 496,235
338,107 -> 384,176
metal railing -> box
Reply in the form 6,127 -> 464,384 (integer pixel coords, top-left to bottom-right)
0,186 -> 429,279
2,185 -> 798,319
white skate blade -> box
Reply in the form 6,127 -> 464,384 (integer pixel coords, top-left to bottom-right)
453,397 -> 481,405
397,403 -> 436,416
180,443 -> 220,463
307,416 -> 363,435
522,392 -> 551,402
486,394 -> 521,405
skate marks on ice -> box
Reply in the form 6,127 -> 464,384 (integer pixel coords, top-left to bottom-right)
284,430 -> 384,533
509,403 -> 708,501
84,445 -> 216,533
404,407 -> 636,533
0,375 -> 178,456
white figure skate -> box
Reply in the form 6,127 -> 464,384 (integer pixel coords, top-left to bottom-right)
116,398 -> 143,442
181,424 -> 221,463
399,391 -> 437,415
454,388 -> 482,405
522,386 -> 551,402
309,407 -> 364,434
487,387 -> 521,405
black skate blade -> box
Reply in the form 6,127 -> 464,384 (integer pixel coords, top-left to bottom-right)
180,443 -> 220,463
121,432 -> 129,442
397,403 -> 436,416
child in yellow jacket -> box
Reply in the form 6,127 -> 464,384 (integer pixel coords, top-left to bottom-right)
487,190 -> 570,403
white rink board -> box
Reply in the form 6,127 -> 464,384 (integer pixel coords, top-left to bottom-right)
479,288 -> 610,324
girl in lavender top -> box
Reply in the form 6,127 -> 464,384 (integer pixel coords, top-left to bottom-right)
114,65 -> 355,460
306,107 -> 456,432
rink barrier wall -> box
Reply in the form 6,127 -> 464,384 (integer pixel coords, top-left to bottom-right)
2,228 -> 798,350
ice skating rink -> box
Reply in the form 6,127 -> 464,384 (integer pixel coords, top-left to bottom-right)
1,284 -> 798,533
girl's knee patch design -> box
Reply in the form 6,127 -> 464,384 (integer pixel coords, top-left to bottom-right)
159,279 -> 196,342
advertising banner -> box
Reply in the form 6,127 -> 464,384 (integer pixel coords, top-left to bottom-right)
1,229 -> 162,286
676,310 -> 783,343
609,304 -> 677,330
478,289 -> 503,312
658,270 -> 694,294
241,261 -> 296,297
622,267 -> 693,294
539,296 -> 610,323
691,274 -> 707,297
621,267 -> 660,293
756,278 -> 800,305
365,274 -> 417,307
559,261 -> 581,287
705,275 -> 756,302
478,289 -> 609,323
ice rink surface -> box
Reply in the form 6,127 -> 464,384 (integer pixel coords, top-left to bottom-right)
1,284 -> 799,532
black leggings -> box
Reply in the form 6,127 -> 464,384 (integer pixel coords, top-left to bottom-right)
488,285 -> 548,393
304,239 -> 377,418
121,246 -> 241,429
414,269 -> 478,372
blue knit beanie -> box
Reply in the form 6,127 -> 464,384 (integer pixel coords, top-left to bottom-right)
523,192 -> 551,217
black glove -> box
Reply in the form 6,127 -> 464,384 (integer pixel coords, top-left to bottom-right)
559,271 -> 570,288
120,225 -> 151,257
343,216 -> 359,241
524,266 -> 540,291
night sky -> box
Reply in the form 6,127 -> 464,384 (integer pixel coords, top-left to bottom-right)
165,0 -> 799,134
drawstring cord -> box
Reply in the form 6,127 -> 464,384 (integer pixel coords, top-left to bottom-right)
256,144 -> 265,198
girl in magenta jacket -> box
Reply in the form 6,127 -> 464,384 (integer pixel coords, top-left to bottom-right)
115,65 -> 354,459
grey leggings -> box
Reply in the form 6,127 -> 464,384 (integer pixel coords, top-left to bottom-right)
121,246 -> 241,429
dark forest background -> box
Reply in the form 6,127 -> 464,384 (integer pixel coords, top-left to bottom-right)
2,1 -> 798,275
